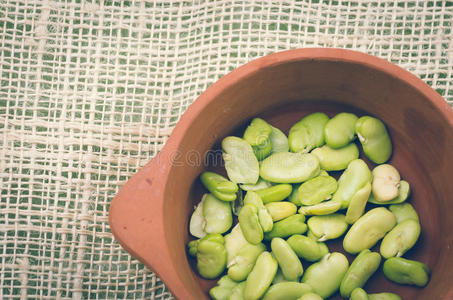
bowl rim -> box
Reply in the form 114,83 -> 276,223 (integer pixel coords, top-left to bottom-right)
109,48 -> 453,300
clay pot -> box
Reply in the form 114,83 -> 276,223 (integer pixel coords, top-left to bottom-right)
109,48 -> 453,300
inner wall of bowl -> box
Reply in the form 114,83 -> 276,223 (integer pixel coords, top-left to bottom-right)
163,59 -> 453,299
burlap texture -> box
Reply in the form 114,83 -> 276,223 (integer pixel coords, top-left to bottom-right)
1,1 -> 452,299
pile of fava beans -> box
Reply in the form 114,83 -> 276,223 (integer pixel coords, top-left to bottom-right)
188,112 -> 430,300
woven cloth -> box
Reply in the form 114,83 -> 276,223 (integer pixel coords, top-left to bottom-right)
1,1 -> 452,299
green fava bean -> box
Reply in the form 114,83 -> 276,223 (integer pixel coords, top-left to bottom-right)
301,252 -> 349,299
225,224 -> 249,264
343,207 -> 396,254
380,219 -> 420,258
209,275 -> 238,300
256,184 -> 293,204
188,240 -> 199,257
228,243 -> 266,282
345,182 -> 372,224
368,293 -> 402,300
260,152 -> 320,184
201,171 -> 238,202
311,143 -> 359,171
229,282 -> 246,300
350,288 -> 369,300
197,234 -> 227,279
298,199 -> 341,216
271,238 -> 304,281
189,197 -> 207,238
265,202 -> 297,221
332,159 -> 372,209
298,175 -> 338,206
238,204 -> 263,244
340,250 -> 381,298
244,191 -> 273,232
287,234 -> 328,262
371,164 -> 401,202
383,257 -> 430,287
222,136 -> 260,184
240,178 -> 272,191
389,203 -> 419,223
288,112 -> 330,153
368,180 -> 410,205
289,183 -> 302,206
264,214 -> 307,240
355,116 -> 392,164
297,292 -> 323,300
324,112 -> 359,149
307,214 -> 348,242
263,282 -> 313,300
243,118 -> 273,160
270,126 -> 289,153
203,194 -> 233,234
244,251 -> 278,300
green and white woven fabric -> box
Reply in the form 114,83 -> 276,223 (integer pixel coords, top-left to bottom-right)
1,1 -> 452,299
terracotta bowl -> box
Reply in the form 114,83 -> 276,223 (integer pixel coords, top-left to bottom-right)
109,48 -> 453,300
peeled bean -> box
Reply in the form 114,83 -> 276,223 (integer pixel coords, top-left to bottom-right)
343,207 -> 396,254
324,112 -> 359,149
287,234 -> 329,262
224,224 -> 249,264
265,201 -> 297,221
380,219 -> 420,258
288,112 -> 329,153
238,204 -> 263,244
229,282 -> 246,300
201,171 -> 238,202
240,178 -> 272,191
189,197 -> 207,238
271,238 -> 304,281
264,214 -> 307,240
298,175 -> 338,206
262,282 -> 312,300
297,293 -> 323,300
203,193 -> 233,234
272,268 -> 288,285
332,159 -> 372,209
389,203 -> 419,223
243,118 -> 273,160
289,183 -> 302,206
298,200 -> 341,216
209,275 -> 238,300
196,234 -> 227,279
350,288 -> 369,300
311,143 -> 359,171
222,136 -> 260,184
340,250 -> 382,298
244,251 -> 278,300
270,126 -> 289,153
301,252 -> 349,299
307,214 -> 348,242
228,243 -> 266,282
383,257 -> 430,287
256,184 -> 293,204
345,182 -> 372,224
368,293 -> 402,300
260,152 -> 320,184
371,164 -> 401,203
368,180 -> 410,205
244,191 -> 273,232
355,116 -> 392,164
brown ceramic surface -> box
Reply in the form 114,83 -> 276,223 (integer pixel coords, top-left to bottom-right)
109,48 -> 453,300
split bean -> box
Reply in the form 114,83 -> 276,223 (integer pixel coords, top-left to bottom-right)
243,191 -> 273,232
345,182 -> 372,224
265,202 -> 297,221
244,252 -> 278,300
260,152 -> 320,184
238,204 -> 263,244
271,238 -> 304,281
203,193 -> 233,234
298,199 -> 341,216
288,112 -> 329,153
243,118 -> 273,160
371,164 -> 401,203
240,178 -> 272,191
264,214 -> 307,240
380,219 -> 420,258
222,136 -> 260,184
298,175 -> 338,206
301,252 -> 349,299
383,257 -> 430,287
324,112 -> 359,149
229,282 -> 246,300
189,197 -> 207,238
201,171 -> 238,202
340,249 -> 382,298
262,282 -> 312,300
355,116 -> 392,164
287,234 -> 329,262
288,183 -> 302,206
196,234 -> 227,279
307,213 -> 348,242
228,243 -> 266,282
270,126 -> 289,153
209,275 -> 238,300
255,184 -> 293,204
343,207 -> 396,254
224,224 -> 249,264
311,143 -> 359,171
